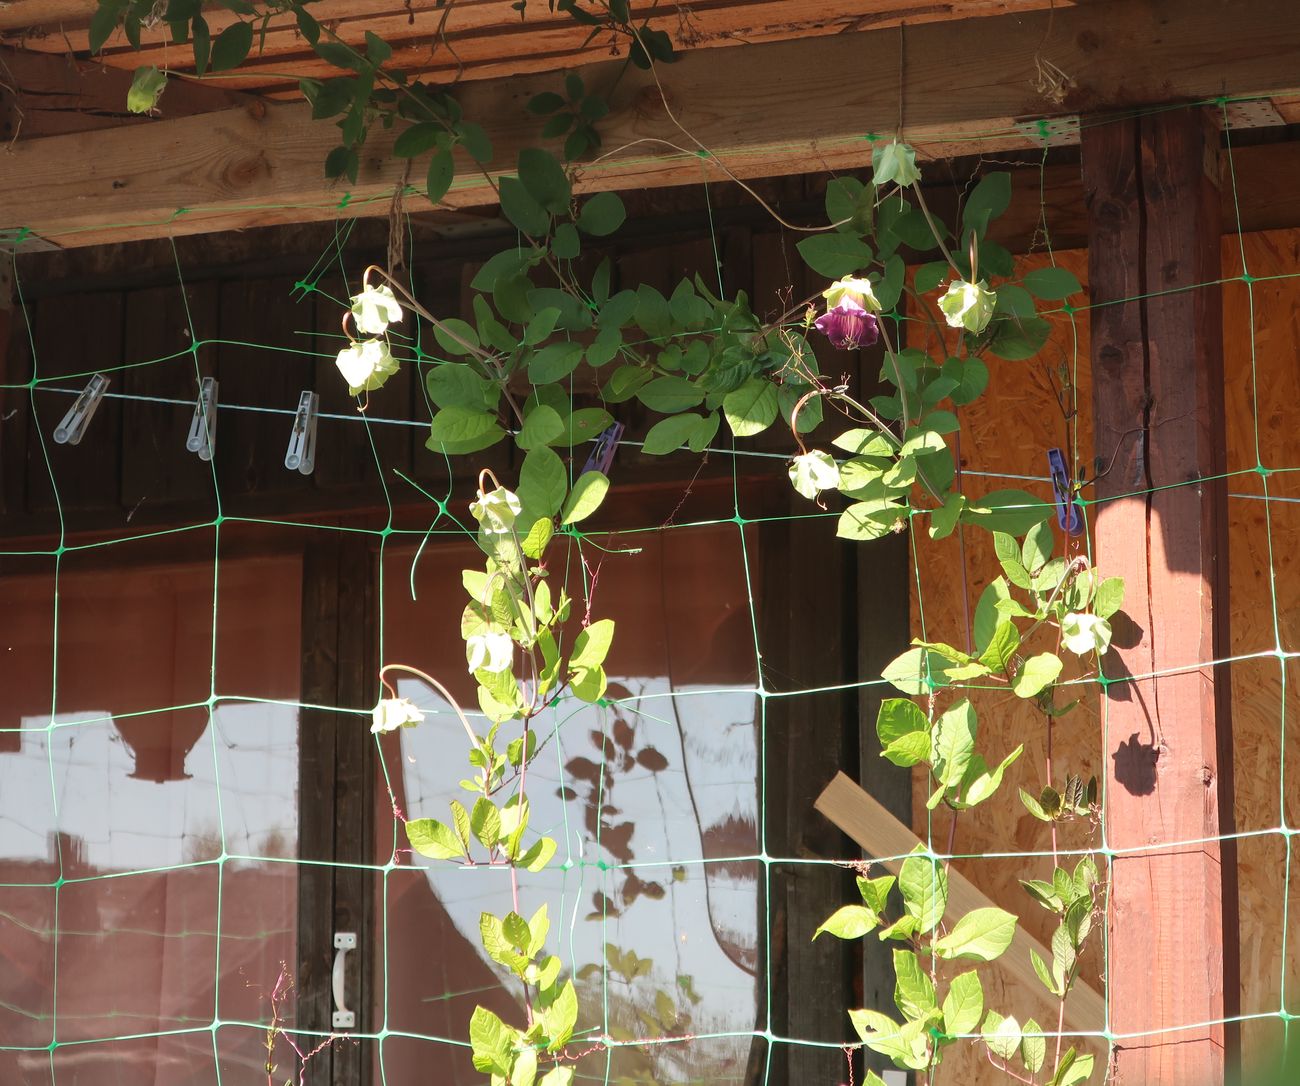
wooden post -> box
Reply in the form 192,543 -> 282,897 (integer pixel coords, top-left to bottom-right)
1082,106 -> 1237,1084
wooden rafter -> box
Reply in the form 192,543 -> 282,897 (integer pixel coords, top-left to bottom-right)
0,46 -> 254,140
3,0 -> 1300,249
2,1 -> 1067,93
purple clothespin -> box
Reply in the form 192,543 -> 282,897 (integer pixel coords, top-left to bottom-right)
1048,447 -> 1082,536
582,422 -> 624,477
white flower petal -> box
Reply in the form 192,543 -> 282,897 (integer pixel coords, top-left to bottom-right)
371,697 -> 424,734
350,284 -> 404,336
470,486 -> 523,535
789,450 -> 841,500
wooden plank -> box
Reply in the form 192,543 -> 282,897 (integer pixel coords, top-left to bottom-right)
213,276 -> 314,511
120,281 -> 220,512
297,532 -> 342,1086
330,532 -> 375,1083
759,506 -> 855,1086
0,46 -> 254,139
6,0 -> 1300,248
2,0 -> 1065,83
0,257 -> 23,517
1082,106 -> 1236,1084
815,772 -> 1107,1033
23,290 -> 123,515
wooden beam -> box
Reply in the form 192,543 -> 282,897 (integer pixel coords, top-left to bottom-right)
4,0 -> 1300,248
3,0 -> 1065,95
815,772 -> 1107,1036
0,47 -> 254,140
1082,106 -> 1237,1085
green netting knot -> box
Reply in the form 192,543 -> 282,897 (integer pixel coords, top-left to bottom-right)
595,697 -> 610,708
695,150 -> 710,159
1061,302 -> 1077,315
864,133 -> 880,143
1241,273 -> 1256,284
338,193 -> 354,209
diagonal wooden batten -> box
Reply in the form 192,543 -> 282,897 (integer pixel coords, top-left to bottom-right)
814,771 -> 1107,1036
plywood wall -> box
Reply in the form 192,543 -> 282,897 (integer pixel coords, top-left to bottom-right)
904,232 -> 1300,1081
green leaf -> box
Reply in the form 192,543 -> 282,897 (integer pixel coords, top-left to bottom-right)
210,19 -> 253,71
933,699 -> 977,788
427,407 -> 507,455
603,364 -> 651,403
519,446 -> 568,515
427,146 -> 455,204
1023,265 -> 1083,300
518,148 -> 571,214
457,120 -> 493,164
560,471 -> 609,524
1055,1050 -> 1095,1086
857,875 -> 895,915
189,13 -> 212,74
517,404 -> 566,450
406,818 -> 464,860
837,499 -> 907,541
643,413 -> 707,456
433,318 -> 479,358
929,492 -> 966,540
89,3 -> 123,53
723,379 -> 779,437
963,489 -> 1052,536
528,91 -> 565,114
570,618 -> 615,669
543,979 -> 579,1050
1094,576 -> 1125,620
935,907 -> 1017,961
528,341 -> 584,383
637,376 -> 704,414
915,260 -> 948,294
893,949 -> 937,1019
578,191 -> 626,236
520,835 -> 557,872
813,904 -> 879,941
538,1068 -> 574,1086
394,122 -> 442,158
560,408 -> 614,446
876,698 -> 927,746
881,647 -> 949,695
499,175 -> 550,236
687,411 -> 720,452
973,578 -> 1011,651
899,848 -> 947,934
988,314 -> 1052,361
796,233 -> 873,278
470,796 -> 502,849
982,1011 -> 1022,1062
942,355 -> 989,405
1011,652 -> 1063,699
942,971 -> 984,1037
961,172 -> 1011,237
472,248 -> 539,292
1020,788 -> 1053,822
882,730 -> 931,767
978,620 -> 1020,674
1022,520 -> 1054,573
469,1005 -> 514,1074
426,364 -> 496,413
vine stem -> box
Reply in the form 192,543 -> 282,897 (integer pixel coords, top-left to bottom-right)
910,181 -> 962,278
378,662 -> 484,761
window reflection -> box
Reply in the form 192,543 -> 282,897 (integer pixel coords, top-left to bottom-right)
374,523 -> 762,1083
0,556 -> 301,1084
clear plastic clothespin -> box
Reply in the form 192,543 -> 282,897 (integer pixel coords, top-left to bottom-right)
185,376 -> 218,462
284,390 -> 319,475
52,373 -> 110,446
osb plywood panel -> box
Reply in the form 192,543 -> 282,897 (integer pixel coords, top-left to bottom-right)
904,233 -> 1300,1080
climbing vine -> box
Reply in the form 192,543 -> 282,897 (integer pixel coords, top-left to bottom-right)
91,4 -> 1124,1085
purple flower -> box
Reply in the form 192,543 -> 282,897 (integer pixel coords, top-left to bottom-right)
814,300 -> 880,350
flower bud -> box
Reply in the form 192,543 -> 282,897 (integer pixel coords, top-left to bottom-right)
371,697 -> 424,734
350,284 -> 404,336
938,279 -> 996,335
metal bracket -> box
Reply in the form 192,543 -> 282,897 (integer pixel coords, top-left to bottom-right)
332,931 -> 357,1030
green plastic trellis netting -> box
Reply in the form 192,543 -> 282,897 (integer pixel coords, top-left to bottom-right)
1,100 -> 1298,1086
